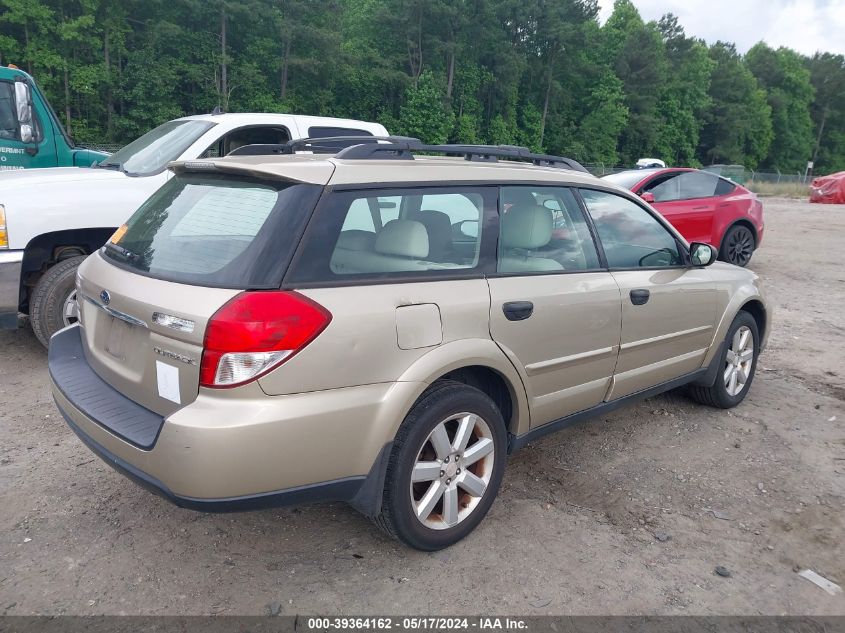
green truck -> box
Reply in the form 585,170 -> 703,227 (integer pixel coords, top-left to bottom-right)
0,65 -> 109,170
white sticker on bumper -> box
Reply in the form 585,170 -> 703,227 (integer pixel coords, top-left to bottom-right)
156,360 -> 181,404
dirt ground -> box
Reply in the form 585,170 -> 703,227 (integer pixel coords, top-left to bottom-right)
1,198 -> 843,616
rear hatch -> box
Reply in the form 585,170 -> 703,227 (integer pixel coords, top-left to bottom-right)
76,170 -> 324,416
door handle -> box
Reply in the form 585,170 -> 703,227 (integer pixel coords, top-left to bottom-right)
503,301 -> 534,321
629,289 -> 650,306
692,205 -> 710,210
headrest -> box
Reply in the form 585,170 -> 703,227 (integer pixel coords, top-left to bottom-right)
502,188 -> 538,209
335,230 -> 376,251
375,220 -> 429,259
500,205 -> 553,249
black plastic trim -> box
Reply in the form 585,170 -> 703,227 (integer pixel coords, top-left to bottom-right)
55,389 -> 395,514
334,140 -> 589,173
508,368 -> 708,453
58,406 -> 368,512
49,325 -> 165,450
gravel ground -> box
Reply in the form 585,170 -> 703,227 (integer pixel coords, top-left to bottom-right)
1,197 -> 843,616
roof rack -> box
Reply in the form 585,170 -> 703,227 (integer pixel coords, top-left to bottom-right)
226,136 -> 418,157
334,139 -> 589,173
226,135 -> 588,173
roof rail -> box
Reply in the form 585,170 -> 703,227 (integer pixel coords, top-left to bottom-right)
225,135 -> 588,173
226,135 -> 419,157
334,139 -> 589,173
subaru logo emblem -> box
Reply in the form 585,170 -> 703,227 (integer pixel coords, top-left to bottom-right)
100,290 -> 111,305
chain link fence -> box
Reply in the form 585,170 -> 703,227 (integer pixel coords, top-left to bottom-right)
83,143 -> 122,154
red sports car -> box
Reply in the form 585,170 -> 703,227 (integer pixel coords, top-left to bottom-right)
602,168 -> 764,267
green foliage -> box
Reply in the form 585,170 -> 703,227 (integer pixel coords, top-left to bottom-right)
0,0 -> 842,172
699,43 -> 773,169
396,71 -> 453,144
807,53 -> 845,173
746,43 -> 815,171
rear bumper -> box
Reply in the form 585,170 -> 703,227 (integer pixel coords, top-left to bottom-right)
0,250 -> 23,329
58,408 -> 377,512
49,325 -> 414,514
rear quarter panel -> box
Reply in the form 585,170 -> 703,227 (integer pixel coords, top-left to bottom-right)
259,280 -> 494,394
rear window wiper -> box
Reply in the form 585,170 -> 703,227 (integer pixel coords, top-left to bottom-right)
104,242 -> 140,264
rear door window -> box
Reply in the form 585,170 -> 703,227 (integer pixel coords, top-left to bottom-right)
286,186 -> 496,284
676,171 -> 720,199
643,172 -> 682,202
103,174 -> 321,288
498,186 -> 601,273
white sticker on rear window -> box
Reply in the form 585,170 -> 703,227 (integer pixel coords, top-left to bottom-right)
156,361 -> 181,404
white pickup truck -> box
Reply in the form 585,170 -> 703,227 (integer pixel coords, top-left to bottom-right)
0,112 -> 388,346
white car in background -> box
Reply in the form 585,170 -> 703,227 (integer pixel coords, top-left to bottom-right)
636,158 -> 667,169
0,112 -> 388,346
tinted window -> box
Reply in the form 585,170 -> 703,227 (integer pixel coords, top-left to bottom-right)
287,187 -> 495,283
676,171 -> 720,199
103,174 -> 321,288
644,173 -> 682,202
580,189 -> 683,268
307,126 -> 375,151
715,177 -> 736,196
498,186 -> 600,273
308,126 -> 373,138
0,82 -> 16,140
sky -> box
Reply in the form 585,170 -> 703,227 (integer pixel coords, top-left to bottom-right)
597,0 -> 845,57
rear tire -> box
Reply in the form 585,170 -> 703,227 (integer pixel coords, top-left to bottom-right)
719,224 -> 755,267
30,256 -> 85,349
688,311 -> 759,409
375,380 -> 507,550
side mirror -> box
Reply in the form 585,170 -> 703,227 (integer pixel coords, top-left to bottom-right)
690,242 -> 717,267
640,192 -> 656,204
14,81 -> 34,144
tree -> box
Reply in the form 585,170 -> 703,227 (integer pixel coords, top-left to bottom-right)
0,0 -> 839,175
806,53 -> 845,173
746,43 -> 815,171
396,71 -> 453,143
654,14 -> 713,166
602,0 -> 669,164
698,43 -> 773,169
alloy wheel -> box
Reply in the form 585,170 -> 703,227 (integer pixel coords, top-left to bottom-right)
62,289 -> 79,327
724,325 -> 754,397
726,227 -> 754,266
410,412 -> 495,530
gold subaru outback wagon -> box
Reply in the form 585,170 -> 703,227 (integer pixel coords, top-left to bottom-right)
49,138 -> 769,550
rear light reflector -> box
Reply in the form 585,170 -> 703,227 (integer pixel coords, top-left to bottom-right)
200,291 -> 331,388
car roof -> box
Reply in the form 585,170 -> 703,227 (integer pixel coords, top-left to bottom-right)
171,153 -> 607,188
176,112 -> 387,129
606,167 -> 696,178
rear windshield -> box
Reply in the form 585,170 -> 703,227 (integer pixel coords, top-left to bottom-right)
103,173 -> 321,288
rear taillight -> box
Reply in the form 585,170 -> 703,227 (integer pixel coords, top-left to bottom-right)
200,291 -> 331,388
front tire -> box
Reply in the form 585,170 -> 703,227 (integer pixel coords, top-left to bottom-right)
376,380 -> 507,550
29,256 -> 86,349
688,311 -> 759,409
719,224 -> 755,267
